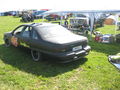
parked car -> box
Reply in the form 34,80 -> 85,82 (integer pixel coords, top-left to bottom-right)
70,17 -> 89,28
3,11 -> 17,16
69,17 -> 90,34
4,23 -> 91,63
45,14 -> 61,21
33,10 -> 47,19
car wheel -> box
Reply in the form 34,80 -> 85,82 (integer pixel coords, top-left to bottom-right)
31,49 -> 42,61
4,39 -> 11,47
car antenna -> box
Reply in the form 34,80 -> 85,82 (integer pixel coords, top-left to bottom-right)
31,23 -> 36,25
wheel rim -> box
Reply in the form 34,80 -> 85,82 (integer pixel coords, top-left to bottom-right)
5,39 -> 10,47
31,50 -> 40,61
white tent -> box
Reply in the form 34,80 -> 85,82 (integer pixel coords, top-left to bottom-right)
43,9 -> 120,14
42,9 -> 120,40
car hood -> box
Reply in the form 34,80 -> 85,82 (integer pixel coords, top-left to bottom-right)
44,34 -> 87,44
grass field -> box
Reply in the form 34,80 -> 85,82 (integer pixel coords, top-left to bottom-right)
0,16 -> 120,90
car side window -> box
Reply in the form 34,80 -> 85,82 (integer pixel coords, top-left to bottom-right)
22,26 -> 32,38
14,26 -> 25,35
32,30 -> 38,40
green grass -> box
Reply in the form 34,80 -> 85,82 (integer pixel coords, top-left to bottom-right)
96,25 -> 120,34
0,16 -> 120,90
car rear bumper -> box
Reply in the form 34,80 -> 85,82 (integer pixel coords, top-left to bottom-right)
51,45 -> 91,63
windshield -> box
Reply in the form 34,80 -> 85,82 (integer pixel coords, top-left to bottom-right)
37,25 -> 74,38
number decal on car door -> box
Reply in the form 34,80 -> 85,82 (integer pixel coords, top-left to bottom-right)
11,36 -> 19,47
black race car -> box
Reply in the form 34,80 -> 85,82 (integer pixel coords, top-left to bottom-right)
4,23 -> 91,63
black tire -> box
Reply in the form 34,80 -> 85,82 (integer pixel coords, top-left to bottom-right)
31,49 -> 42,61
4,39 -> 11,47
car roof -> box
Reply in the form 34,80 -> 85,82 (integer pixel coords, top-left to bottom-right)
22,23 -> 58,27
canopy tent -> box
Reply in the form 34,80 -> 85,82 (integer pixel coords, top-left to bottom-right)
43,9 -> 120,14
42,9 -> 120,40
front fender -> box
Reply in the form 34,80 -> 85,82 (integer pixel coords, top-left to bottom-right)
3,32 -> 12,41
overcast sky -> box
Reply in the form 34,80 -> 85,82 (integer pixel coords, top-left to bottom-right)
0,0 -> 120,12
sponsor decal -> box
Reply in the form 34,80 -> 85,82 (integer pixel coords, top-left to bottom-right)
11,36 -> 18,47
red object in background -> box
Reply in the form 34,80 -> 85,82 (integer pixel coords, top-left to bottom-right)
40,9 -> 50,11
94,36 -> 102,42
48,14 -> 60,18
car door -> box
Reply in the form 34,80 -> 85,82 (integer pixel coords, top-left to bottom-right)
11,25 -> 26,47
18,26 -> 32,48
30,29 -> 51,52
30,29 -> 40,49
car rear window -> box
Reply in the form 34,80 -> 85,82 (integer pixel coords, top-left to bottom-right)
37,25 -> 74,38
